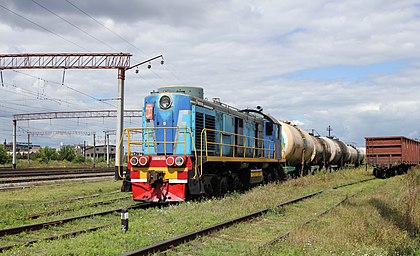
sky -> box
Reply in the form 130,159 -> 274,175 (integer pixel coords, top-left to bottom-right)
0,0 -> 419,149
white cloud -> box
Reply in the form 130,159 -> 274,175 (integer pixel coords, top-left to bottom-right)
0,0 -> 419,147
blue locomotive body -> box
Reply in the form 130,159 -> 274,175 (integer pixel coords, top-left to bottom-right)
127,86 -> 285,202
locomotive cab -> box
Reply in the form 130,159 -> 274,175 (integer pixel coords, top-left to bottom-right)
128,87 -> 199,202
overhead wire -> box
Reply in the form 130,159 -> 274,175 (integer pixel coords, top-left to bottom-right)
0,2 -> 114,135
0,2 -> 90,51
64,0 -> 183,85
64,0 -> 147,58
31,0 -> 121,52
12,70 -> 117,108
0,1 -> 154,143
0,80 -> 121,131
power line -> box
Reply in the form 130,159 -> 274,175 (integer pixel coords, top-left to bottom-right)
31,0 -> 121,52
0,80 -> 75,106
65,0 -> 146,58
12,70 -> 117,108
64,0 -> 183,85
0,3 -> 90,51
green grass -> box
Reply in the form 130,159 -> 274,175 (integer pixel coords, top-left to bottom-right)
0,179 -> 122,229
266,169 -> 420,255
1,167 -> 418,255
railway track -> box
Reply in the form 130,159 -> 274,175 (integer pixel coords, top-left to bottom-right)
0,172 -> 113,184
0,225 -> 108,252
0,167 -> 113,178
0,176 -> 114,191
0,203 -> 152,238
122,177 -> 378,255
260,182 -> 373,251
121,191 -> 323,256
28,195 -> 132,219
332,177 -> 376,189
0,176 -> 379,254
259,195 -> 353,250
0,201 -> 164,252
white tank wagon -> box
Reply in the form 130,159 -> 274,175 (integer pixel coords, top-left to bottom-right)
279,121 -> 314,175
356,147 -> 365,166
280,121 -> 363,175
346,145 -> 358,165
346,144 -> 365,167
310,135 -> 330,168
320,136 -> 343,168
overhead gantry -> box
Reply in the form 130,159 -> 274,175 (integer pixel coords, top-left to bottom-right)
1,53 -> 160,179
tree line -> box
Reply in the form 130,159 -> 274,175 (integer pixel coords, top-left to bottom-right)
0,145 -> 107,164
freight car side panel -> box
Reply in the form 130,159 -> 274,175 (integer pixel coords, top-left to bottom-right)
365,136 -> 420,167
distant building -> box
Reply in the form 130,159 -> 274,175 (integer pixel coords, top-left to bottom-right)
4,142 -> 41,156
84,144 -> 116,159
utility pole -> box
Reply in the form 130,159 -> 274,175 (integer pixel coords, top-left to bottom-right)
83,140 -> 86,162
93,133 -> 96,168
327,125 -> 333,137
115,68 -> 124,178
27,133 -> 30,163
12,120 -> 16,169
105,132 -> 110,167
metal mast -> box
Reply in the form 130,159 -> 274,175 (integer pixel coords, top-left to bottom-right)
0,53 -> 130,179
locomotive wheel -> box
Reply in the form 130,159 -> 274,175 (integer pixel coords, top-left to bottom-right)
203,176 -> 214,197
229,174 -> 243,192
220,177 -> 228,195
212,176 -> 228,197
271,168 -> 279,182
264,171 -> 273,184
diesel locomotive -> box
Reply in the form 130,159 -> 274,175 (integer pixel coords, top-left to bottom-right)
122,86 -> 363,202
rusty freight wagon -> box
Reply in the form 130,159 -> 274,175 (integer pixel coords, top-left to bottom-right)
365,136 -> 420,178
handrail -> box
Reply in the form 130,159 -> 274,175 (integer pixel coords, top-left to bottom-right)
199,128 -> 278,176
200,128 -> 276,157
122,126 -> 279,181
122,126 -> 199,178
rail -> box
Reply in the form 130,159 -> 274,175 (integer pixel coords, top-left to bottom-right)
121,191 -> 322,255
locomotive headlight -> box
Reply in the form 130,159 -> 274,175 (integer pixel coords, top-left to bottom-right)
130,156 -> 139,166
159,95 -> 172,109
175,156 -> 184,166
